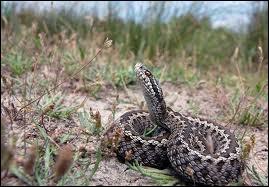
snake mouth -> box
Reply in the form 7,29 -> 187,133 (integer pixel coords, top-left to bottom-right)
134,63 -> 143,72
134,63 -> 152,82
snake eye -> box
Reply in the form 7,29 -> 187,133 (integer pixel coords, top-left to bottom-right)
145,70 -> 151,77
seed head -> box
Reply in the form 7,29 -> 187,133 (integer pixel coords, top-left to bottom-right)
104,38 -> 112,48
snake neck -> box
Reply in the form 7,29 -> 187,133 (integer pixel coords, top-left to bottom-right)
143,87 -> 169,130
135,63 -> 169,130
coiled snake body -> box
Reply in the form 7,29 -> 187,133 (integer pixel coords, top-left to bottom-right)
103,63 -> 242,185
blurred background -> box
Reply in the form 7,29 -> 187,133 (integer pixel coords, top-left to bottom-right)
1,1 -> 268,87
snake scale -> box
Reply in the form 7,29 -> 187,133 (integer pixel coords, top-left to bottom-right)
102,63 -> 242,186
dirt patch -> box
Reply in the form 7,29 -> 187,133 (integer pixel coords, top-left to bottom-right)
1,81 -> 268,186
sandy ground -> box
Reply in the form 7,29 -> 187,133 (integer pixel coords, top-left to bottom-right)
1,81 -> 268,186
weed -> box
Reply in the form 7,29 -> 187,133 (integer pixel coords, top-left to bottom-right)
245,165 -> 268,186
9,165 -> 35,186
128,161 -> 179,186
88,147 -> 102,181
78,109 -> 103,135
38,93 -> 78,119
112,66 -> 136,88
2,52 -> 32,76
142,125 -> 158,137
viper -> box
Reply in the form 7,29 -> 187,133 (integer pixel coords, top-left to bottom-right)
102,63 -> 242,186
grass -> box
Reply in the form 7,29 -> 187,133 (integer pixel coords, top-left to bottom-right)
226,87 -> 268,128
3,52 -> 33,76
8,140 -> 104,186
1,1 -> 268,186
127,161 -> 179,186
78,109 -> 103,135
38,92 -> 80,119
1,2 -> 268,68
245,165 -> 268,186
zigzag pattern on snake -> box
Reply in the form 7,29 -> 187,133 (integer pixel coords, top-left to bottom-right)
102,63 -> 242,186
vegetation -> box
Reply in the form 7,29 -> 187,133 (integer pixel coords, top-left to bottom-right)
1,1 -> 268,186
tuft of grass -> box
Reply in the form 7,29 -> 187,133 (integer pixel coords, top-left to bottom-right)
219,44 -> 268,128
8,135 -> 102,186
78,109 -> 103,135
246,165 -> 268,186
231,76 -> 267,128
237,105 -> 267,127
111,66 -> 136,88
87,146 -> 102,181
128,161 -> 180,186
2,52 -> 32,76
9,165 -> 35,186
37,93 -> 79,119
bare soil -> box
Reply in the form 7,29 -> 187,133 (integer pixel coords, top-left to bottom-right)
1,81 -> 268,186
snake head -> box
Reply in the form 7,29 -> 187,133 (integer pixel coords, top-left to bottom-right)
134,63 -> 163,102
134,63 -> 168,130
135,63 -> 153,79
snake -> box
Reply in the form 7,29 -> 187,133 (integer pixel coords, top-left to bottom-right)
102,63 -> 242,185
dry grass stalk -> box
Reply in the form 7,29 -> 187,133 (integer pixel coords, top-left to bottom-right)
101,125 -> 123,155
241,134 -> 256,160
231,46 -> 245,93
23,145 -> 37,175
54,144 -> 73,181
90,108 -> 102,130
104,38 -> 113,48
1,118 -> 14,172
94,111 -> 102,130
124,149 -> 133,161
257,46 -> 264,74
